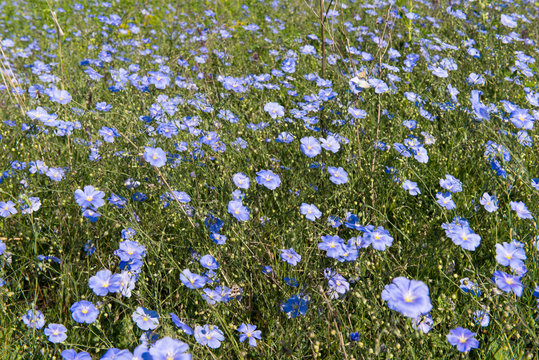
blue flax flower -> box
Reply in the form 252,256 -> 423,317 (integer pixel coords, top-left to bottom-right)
280,248 -> 301,266
440,175 -> 462,193
144,147 -> 167,167
200,255 -> 219,270
132,307 -> 159,331
228,200 -> 250,221
180,269 -> 207,289
44,323 -> 67,343
474,308 -> 490,327
74,185 -> 105,209
300,203 -> 322,221
493,271 -> 523,297
510,201 -> 533,219
495,241 -> 526,270
320,136 -> 340,153
264,102 -> 285,119
99,348 -> 132,360
256,170 -> 281,190
300,136 -> 321,158
237,323 -> 262,347
366,226 -> 394,251
232,173 -> 250,189
327,166 -> 348,185
60,349 -> 92,360
479,193 -> 498,212
443,220 -> 481,251
281,295 -> 309,318
436,192 -> 456,210
170,313 -> 194,335
402,180 -> 421,195
0,201 -> 17,217
89,269 -> 121,296
318,235 -> 346,259
446,327 -> 479,353
194,325 -> 225,349
327,272 -> 350,299
382,277 -> 432,318
22,309 -> 45,329
148,336 -> 191,360
71,300 -> 99,324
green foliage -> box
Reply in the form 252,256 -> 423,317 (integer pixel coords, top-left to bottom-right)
0,0 -> 538,359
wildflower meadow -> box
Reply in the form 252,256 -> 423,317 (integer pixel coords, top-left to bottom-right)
0,0 -> 538,358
